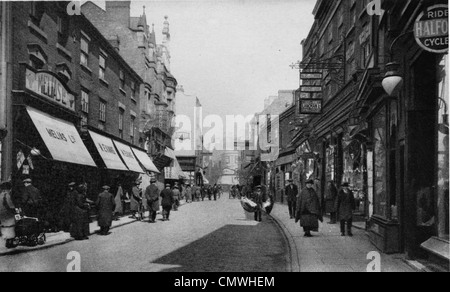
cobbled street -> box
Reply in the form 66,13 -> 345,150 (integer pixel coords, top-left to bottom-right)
0,196 -> 288,272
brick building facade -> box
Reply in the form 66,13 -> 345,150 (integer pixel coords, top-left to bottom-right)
81,1 -> 178,173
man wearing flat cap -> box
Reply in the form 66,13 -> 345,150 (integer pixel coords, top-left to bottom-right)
21,178 -> 42,218
335,182 -> 355,236
160,184 -> 174,221
251,185 -> 266,222
96,185 -> 115,236
285,179 -> 299,219
296,179 -> 322,237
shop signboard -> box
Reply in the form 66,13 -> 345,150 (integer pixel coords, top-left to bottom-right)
300,85 -> 322,93
300,72 -> 322,80
414,4 -> 448,54
25,69 -> 75,111
299,98 -> 323,114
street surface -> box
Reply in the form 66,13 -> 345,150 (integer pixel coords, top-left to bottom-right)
0,195 -> 288,272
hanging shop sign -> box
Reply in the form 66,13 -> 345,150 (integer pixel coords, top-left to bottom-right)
25,69 -> 75,111
414,4 -> 448,54
300,85 -> 322,93
300,72 -> 323,80
299,98 -> 323,114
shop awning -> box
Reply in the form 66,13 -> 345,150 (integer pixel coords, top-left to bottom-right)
88,131 -> 128,171
164,148 -> 187,179
26,107 -> 96,167
131,148 -> 160,174
113,140 -> 144,173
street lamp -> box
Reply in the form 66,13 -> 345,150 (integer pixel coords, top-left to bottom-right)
382,62 -> 403,96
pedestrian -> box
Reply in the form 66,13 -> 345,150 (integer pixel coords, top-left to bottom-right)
130,180 -> 143,220
70,184 -> 90,240
324,181 -> 338,224
285,179 -> 299,219
251,185 -> 266,222
21,178 -> 42,218
213,184 -> 218,201
160,184 -> 174,221
96,185 -> 115,236
172,185 -> 181,211
59,182 -> 76,232
295,179 -> 323,237
185,184 -> 192,203
336,182 -> 356,237
145,178 -> 160,223
0,181 -> 18,248
195,185 -> 201,202
113,182 -> 124,221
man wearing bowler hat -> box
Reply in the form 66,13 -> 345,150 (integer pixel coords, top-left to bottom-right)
296,179 -> 322,237
336,182 -> 355,236
285,179 -> 298,219
96,185 -> 115,236
145,177 -> 160,223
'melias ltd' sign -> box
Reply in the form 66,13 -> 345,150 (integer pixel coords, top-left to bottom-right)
414,4 -> 448,54
25,69 -> 75,111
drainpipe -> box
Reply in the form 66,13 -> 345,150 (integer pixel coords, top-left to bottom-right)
0,1 -> 13,181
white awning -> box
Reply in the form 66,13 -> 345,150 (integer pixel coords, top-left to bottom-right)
131,148 -> 160,173
89,131 -> 128,171
113,140 -> 144,173
26,107 -> 96,167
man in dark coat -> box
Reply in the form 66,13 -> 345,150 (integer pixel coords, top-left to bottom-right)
60,182 -> 76,232
96,186 -> 115,236
336,182 -> 356,236
172,186 -> 181,211
325,181 -> 338,224
285,179 -> 298,219
145,178 -> 160,223
70,184 -> 90,240
160,184 -> 174,221
21,178 -> 42,218
295,180 -> 322,237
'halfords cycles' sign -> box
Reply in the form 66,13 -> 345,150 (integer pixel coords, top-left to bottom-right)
25,69 -> 75,111
414,4 -> 448,54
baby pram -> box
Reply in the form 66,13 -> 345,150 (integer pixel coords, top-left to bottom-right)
7,214 -> 46,248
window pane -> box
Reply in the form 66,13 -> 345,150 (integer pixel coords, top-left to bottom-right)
81,38 -> 88,53
81,53 -> 88,66
99,55 -> 105,68
373,106 -> 387,218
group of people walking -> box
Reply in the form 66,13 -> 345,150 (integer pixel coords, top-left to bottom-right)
184,184 -> 221,203
286,179 -> 356,237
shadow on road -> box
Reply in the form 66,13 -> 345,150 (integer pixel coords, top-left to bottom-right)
151,221 -> 287,272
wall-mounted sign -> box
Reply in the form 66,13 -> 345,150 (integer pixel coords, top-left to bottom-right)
300,86 -> 322,93
300,99 -> 323,114
300,72 -> 323,80
414,4 -> 448,54
25,69 -> 75,111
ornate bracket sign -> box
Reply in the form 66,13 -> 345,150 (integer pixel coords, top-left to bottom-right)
299,98 -> 323,115
414,4 -> 448,54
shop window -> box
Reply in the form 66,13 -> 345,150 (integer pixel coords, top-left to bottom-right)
437,55 -> 449,238
372,105 -> 388,218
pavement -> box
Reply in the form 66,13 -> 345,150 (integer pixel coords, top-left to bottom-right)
0,213 -> 138,257
269,202 -> 417,272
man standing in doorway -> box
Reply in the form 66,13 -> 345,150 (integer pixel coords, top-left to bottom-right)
285,179 -> 298,219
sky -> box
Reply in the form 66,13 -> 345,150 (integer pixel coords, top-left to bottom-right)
92,0 -> 316,118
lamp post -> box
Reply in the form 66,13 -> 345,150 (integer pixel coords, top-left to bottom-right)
382,62 -> 403,96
